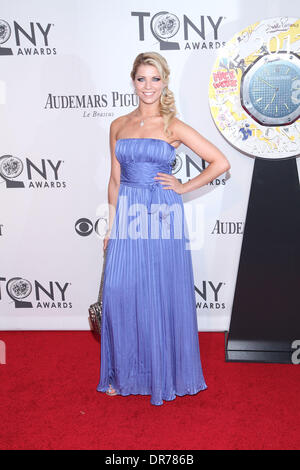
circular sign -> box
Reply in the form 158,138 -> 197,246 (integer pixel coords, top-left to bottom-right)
209,17 -> 300,159
7,277 -> 32,300
0,155 -> 23,179
0,20 -> 11,45
150,12 -> 180,41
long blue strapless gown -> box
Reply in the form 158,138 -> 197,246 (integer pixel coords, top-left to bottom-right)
97,138 -> 207,405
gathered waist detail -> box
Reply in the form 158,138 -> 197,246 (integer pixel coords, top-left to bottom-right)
120,180 -> 171,221
119,161 -> 173,223
120,181 -> 160,189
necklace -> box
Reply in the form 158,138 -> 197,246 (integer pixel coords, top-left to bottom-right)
137,113 -> 161,127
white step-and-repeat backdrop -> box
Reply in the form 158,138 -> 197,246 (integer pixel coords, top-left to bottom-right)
1,0 -> 300,330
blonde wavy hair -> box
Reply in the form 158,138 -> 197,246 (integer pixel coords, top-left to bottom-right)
130,52 -> 177,136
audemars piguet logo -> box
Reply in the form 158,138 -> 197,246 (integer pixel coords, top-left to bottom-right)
211,220 -> 244,235
131,11 -> 226,51
44,91 -> 139,119
0,19 -> 56,56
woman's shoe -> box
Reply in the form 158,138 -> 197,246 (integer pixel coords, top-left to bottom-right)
106,384 -> 118,396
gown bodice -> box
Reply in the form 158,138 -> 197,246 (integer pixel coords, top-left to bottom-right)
115,138 -> 176,185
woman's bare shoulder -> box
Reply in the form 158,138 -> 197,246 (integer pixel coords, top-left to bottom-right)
110,111 -> 135,138
170,117 -> 191,132
168,117 -> 192,141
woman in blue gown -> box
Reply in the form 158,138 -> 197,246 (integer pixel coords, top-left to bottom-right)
97,52 -> 230,406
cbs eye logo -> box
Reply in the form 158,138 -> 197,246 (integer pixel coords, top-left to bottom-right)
75,217 -> 108,238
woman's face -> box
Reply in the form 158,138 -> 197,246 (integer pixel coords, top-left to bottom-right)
133,64 -> 165,106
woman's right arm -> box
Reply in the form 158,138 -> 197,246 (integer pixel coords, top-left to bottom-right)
103,119 -> 121,251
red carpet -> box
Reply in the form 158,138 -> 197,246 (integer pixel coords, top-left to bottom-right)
0,331 -> 299,450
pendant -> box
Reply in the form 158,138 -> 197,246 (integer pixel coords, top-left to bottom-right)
140,120 -> 144,127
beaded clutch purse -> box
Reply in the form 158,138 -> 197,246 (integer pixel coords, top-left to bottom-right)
88,248 -> 107,337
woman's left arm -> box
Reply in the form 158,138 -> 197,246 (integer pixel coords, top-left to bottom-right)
155,119 -> 231,195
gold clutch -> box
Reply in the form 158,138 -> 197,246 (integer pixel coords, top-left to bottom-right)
88,248 -> 107,337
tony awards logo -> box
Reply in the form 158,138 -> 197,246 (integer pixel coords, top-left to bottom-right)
0,19 -> 13,55
150,12 -> 180,50
171,154 -> 182,174
0,19 -> 56,56
132,11 -> 225,51
2,276 -> 72,308
0,155 -> 24,187
0,153 -> 65,189
7,277 -> 33,308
